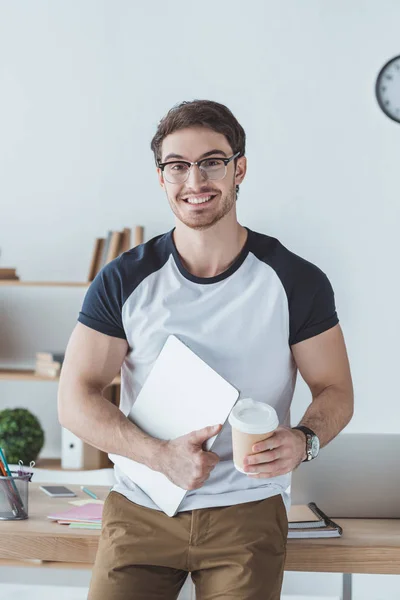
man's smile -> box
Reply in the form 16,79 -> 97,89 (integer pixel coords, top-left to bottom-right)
181,193 -> 218,205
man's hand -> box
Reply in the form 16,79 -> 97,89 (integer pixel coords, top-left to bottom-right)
243,426 -> 306,478
156,424 -> 222,490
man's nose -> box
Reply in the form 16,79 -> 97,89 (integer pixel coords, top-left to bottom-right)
186,164 -> 207,186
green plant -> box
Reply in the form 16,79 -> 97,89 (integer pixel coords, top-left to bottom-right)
0,408 -> 45,465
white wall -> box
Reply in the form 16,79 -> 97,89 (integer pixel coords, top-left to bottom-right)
0,1 -> 399,597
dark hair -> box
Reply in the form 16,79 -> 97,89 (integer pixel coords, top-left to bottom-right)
150,99 -> 246,196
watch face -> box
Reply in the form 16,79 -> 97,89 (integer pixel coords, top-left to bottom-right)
311,435 -> 320,458
376,55 -> 400,123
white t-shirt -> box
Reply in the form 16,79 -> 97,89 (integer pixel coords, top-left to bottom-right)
78,227 -> 338,513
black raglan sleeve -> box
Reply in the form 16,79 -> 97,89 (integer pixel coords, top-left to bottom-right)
288,259 -> 339,346
77,258 -> 126,340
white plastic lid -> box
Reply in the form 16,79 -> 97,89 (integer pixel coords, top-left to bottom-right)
228,398 -> 279,434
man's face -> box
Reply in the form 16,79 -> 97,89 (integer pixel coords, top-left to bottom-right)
157,127 -> 246,231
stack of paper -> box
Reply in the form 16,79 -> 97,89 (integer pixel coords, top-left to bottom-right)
288,502 -> 342,538
47,502 -> 103,529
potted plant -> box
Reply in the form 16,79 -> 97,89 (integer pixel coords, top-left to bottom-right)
0,408 -> 45,464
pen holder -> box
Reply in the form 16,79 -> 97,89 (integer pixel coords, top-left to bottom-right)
0,471 -> 30,520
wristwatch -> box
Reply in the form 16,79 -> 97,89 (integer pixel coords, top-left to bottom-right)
292,426 -> 320,462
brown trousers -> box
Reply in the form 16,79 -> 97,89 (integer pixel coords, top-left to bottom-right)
88,491 -> 288,600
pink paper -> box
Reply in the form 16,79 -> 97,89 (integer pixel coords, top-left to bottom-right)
47,502 -> 103,522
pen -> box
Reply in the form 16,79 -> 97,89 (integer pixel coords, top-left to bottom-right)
0,458 -> 18,516
81,486 -> 98,500
0,448 -> 24,517
0,448 -> 20,498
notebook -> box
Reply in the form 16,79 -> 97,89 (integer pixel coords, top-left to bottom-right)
287,503 -> 343,538
288,523 -> 342,539
288,503 -> 326,529
47,502 -> 103,523
109,335 -> 240,517
68,522 -> 102,529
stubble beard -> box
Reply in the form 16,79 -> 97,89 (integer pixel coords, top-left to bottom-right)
168,182 -> 237,232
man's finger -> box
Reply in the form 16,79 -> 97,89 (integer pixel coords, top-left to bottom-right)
203,451 -> 220,466
245,448 -> 282,466
190,424 -> 222,446
246,458 -> 289,477
251,434 -> 282,454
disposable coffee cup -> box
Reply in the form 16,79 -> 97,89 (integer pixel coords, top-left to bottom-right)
228,398 -> 279,474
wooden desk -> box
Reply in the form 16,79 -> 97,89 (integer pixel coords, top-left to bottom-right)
1,484 -> 399,598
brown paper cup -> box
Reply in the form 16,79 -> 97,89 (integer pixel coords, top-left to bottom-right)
231,428 -> 276,473
228,398 -> 279,475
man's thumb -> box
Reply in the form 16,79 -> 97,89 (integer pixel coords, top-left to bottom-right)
191,424 -> 222,445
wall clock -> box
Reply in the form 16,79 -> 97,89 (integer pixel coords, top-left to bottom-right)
375,55 -> 400,123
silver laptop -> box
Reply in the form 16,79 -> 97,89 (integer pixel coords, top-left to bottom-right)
290,433 -> 400,518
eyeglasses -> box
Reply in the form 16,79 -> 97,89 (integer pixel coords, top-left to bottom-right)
157,151 -> 241,184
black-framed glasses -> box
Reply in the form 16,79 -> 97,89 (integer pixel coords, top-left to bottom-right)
157,151 -> 241,184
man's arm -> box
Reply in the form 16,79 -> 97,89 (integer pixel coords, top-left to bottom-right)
243,324 -> 354,477
58,322 -> 221,489
290,322 -> 354,449
58,322 -> 164,470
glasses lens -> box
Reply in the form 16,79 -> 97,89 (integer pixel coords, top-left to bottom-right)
164,162 -> 190,183
200,158 -> 226,180
163,158 -> 227,183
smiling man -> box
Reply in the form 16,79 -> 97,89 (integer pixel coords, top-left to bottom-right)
58,99 -> 354,600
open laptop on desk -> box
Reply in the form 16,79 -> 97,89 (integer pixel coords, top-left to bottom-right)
291,433 -> 400,518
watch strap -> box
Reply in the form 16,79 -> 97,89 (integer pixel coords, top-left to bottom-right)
292,425 -> 317,438
292,426 -> 317,462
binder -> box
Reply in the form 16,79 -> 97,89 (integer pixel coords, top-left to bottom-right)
109,335 -> 240,517
61,428 -> 104,470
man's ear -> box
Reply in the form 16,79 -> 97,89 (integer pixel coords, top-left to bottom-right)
235,156 -> 247,187
157,167 -> 165,188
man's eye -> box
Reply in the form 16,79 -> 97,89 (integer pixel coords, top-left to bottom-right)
202,159 -> 223,168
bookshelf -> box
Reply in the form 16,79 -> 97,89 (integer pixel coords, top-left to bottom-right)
0,368 -> 121,385
34,458 -> 80,470
1,280 -> 121,471
0,281 -> 89,287
0,226 -> 146,471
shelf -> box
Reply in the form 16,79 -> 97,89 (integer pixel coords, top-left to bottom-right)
0,281 -> 89,287
0,368 -> 121,385
34,457 -> 113,471
34,458 -> 65,470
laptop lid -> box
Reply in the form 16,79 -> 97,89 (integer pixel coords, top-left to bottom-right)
109,335 -> 239,517
291,433 -> 400,518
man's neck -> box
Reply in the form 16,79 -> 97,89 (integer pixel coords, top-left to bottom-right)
173,220 -> 248,279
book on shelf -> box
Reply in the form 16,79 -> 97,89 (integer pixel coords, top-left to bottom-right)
105,231 -> 123,265
35,351 -> 65,377
100,230 -> 113,269
120,228 -> 131,253
0,268 -> 19,280
36,352 -> 65,364
35,364 -> 61,378
87,226 -> 145,282
87,238 -> 105,282
35,360 -> 61,373
134,225 -> 144,246
288,502 -> 342,538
